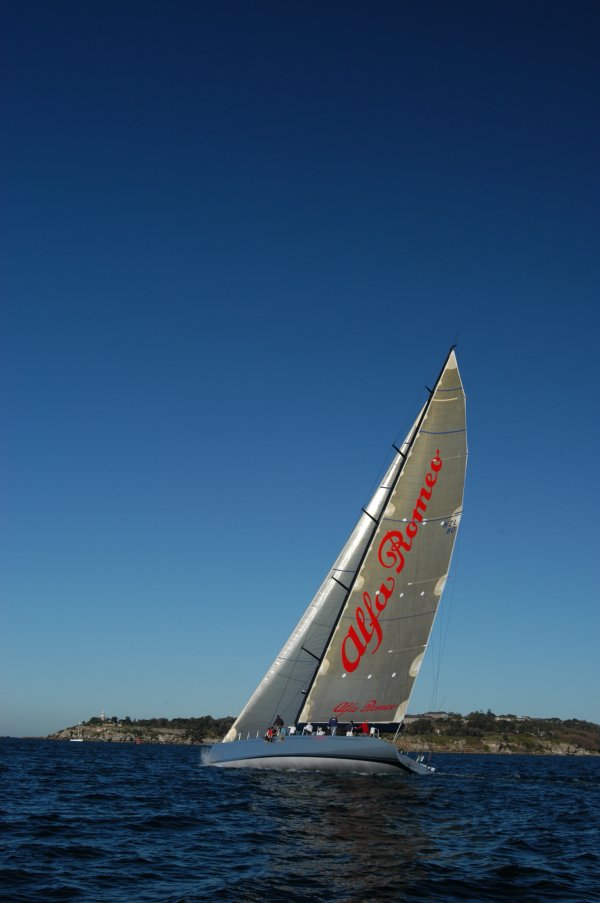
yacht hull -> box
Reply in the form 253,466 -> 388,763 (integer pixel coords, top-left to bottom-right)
201,735 -> 433,774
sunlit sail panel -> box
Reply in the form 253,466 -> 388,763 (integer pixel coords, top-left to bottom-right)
301,351 -> 467,725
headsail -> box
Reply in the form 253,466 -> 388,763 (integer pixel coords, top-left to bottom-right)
224,349 -> 466,741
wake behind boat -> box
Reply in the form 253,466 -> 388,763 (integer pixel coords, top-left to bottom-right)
204,348 -> 467,774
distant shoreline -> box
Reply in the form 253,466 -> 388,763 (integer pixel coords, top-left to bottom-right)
31,711 -> 600,756
4,736 -> 598,757
400,711 -> 600,757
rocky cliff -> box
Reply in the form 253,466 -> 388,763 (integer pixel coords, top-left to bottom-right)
47,715 -> 234,745
46,712 -> 600,754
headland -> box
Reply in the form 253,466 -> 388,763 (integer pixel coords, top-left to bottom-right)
45,711 -> 600,755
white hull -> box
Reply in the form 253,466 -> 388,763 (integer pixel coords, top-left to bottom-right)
201,735 -> 434,775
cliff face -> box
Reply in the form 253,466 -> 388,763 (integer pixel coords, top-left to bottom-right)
48,723 -> 203,744
399,712 -> 600,756
47,716 -> 235,745
46,713 -> 600,754
396,735 -> 598,756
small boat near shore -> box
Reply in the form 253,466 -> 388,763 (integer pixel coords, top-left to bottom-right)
70,724 -> 83,742
204,348 -> 467,773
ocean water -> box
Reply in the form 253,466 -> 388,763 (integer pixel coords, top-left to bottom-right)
1,739 -> 599,902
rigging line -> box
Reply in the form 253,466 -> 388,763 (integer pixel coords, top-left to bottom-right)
292,514 -> 378,725
429,578 -> 444,714
294,346 -> 457,725
435,526 -> 463,699
361,445 -> 407,515
269,579 -> 356,724
269,665 -> 310,728
366,378 -> 432,507
268,578 -> 352,723
421,428 -> 466,435
428,525 -> 463,715
376,608 -> 438,625
264,571 -> 353,722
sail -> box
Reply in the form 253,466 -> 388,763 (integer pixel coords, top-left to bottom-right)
224,404 -> 427,742
300,349 -> 467,725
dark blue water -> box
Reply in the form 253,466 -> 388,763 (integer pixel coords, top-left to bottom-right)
1,740 -> 599,901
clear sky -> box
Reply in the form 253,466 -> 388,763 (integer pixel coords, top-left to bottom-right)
2,2 -> 599,737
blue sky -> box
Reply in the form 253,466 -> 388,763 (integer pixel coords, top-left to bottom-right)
2,2 -> 599,737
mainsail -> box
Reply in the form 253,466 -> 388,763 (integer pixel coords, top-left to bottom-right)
225,349 -> 466,741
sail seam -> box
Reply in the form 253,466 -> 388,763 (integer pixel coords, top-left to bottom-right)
383,514 -> 459,524
380,610 -> 437,624
337,608 -> 437,624
421,428 -> 466,435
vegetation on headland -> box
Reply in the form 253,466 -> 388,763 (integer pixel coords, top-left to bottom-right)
48,715 -> 235,745
46,710 -> 600,754
399,710 -> 600,755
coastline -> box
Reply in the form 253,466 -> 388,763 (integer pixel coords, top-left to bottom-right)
37,713 -> 600,756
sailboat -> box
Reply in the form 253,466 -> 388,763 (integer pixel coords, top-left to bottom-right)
204,348 -> 467,774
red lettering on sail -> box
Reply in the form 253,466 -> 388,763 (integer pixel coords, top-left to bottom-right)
361,699 -> 395,712
333,699 -> 396,714
341,451 -> 443,673
333,701 -> 359,714
341,626 -> 365,672
378,530 -> 412,574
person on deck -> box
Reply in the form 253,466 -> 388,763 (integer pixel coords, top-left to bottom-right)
359,720 -> 369,735
328,716 -> 338,736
